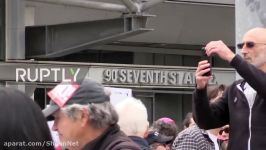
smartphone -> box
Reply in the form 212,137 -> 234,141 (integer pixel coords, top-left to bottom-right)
201,47 -> 212,76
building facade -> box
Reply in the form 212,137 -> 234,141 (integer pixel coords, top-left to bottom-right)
0,0 -> 237,126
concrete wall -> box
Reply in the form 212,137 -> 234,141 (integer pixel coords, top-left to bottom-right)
235,0 -> 266,79
25,1 -> 235,46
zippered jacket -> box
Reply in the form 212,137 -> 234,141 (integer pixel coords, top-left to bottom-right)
192,55 -> 266,150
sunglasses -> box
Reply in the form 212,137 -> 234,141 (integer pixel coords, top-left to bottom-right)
237,41 -> 266,49
219,127 -> 229,135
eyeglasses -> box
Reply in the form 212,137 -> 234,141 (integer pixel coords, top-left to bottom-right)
219,127 -> 229,135
237,41 -> 266,49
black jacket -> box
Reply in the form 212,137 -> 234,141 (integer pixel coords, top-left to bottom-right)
193,55 -> 266,150
82,124 -> 141,150
129,136 -> 149,150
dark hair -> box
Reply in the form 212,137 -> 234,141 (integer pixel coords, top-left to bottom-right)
183,112 -> 193,129
150,143 -> 170,150
207,84 -> 226,102
0,88 -> 54,150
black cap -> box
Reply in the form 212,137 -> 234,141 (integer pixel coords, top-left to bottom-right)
146,131 -> 174,145
43,79 -> 109,118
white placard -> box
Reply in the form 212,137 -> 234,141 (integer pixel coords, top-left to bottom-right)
105,87 -> 132,105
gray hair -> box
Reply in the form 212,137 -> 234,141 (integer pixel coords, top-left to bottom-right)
62,101 -> 118,129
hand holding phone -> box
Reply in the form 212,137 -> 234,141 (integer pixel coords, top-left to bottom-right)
201,47 -> 212,76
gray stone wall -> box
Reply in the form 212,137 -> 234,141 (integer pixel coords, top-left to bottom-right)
235,0 -> 266,79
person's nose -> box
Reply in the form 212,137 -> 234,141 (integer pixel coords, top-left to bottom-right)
52,121 -> 58,131
241,47 -> 248,55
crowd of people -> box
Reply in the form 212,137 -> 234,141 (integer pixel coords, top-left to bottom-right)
0,79 -> 229,150
0,79 -> 230,150
172,84 -> 228,150
0,27 -> 265,150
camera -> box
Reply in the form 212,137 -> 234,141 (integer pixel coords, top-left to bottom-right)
201,47 -> 212,76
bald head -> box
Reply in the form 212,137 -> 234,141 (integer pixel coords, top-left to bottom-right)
241,27 -> 266,70
243,27 -> 266,43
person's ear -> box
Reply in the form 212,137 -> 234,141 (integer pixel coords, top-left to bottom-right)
80,108 -> 89,127
143,124 -> 149,138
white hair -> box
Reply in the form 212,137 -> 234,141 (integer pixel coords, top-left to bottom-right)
114,97 -> 149,137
